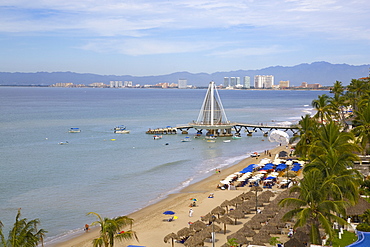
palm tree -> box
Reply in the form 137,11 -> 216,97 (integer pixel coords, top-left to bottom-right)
352,100 -> 370,154
291,115 -> 318,159
345,79 -> 370,111
279,169 -> 348,245
87,212 -> 138,247
312,94 -> 332,124
328,81 -> 348,127
304,122 -> 361,204
307,122 -> 360,163
0,208 -> 47,247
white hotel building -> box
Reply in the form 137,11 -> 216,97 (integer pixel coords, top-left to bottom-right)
254,75 -> 274,88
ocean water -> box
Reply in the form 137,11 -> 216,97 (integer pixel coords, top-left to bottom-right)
0,87 -> 324,244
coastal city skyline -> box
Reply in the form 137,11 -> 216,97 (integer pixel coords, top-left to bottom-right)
1,1 -> 369,76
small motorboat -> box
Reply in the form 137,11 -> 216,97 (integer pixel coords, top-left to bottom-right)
59,141 -> 69,145
153,135 -> 162,140
223,140 -> 231,143
114,125 -> 130,134
232,135 -> 242,139
181,137 -> 191,142
69,128 -> 81,133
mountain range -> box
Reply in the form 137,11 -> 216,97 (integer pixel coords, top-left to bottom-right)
0,61 -> 369,87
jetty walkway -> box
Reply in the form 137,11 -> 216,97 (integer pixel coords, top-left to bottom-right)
146,82 -> 299,137
146,123 -> 299,136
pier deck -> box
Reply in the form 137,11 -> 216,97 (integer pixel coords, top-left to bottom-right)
146,123 -> 299,136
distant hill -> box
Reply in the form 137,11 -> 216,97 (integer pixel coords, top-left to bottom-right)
0,62 -> 368,87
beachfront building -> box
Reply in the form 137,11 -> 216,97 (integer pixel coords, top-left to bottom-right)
178,79 -> 187,89
230,77 -> 236,87
235,77 -> 241,88
110,81 -> 123,88
254,75 -> 274,89
124,81 -> 133,87
224,77 -> 230,88
279,80 -> 290,89
243,76 -> 251,88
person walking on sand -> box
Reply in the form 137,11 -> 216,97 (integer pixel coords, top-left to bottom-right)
189,208 -> 193,217
84,224 -> 89,232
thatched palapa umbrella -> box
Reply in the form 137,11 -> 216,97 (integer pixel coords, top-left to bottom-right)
217,215 -> 234,234
184,235 -> 205,247
236,226 -> 256,237
177,227 -> 195,238
252,231 -> 271,243
346,197 -> 370,216
211,206 -> 226,218
190,220 -> 207,232
228,209 -> 245,225
251,213 -> 268,223
229,197 -> 244,208
284,237 -> 305,247
227,232 -> 249,245
164,232 -> 178,247
220,200 -> 231,213
248,221 -> 262,230
203,223 -> 222,233
260,224 -> 281,234
200,213 -> 216,224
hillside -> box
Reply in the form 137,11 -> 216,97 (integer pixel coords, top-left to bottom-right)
0,62 -> 368,87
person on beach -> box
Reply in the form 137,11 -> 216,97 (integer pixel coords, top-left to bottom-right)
84,224 -> 89,232
189,208 -> 193,217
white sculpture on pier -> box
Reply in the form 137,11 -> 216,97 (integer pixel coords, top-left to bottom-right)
194,81 -> 230,127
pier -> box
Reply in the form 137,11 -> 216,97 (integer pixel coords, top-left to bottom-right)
146,81 -> 299,137
146,123 -> 298,136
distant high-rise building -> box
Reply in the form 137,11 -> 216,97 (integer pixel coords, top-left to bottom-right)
236,77 -> 241,87
124,81 -> 133,87
279,80 -> 290,88
223,77 -> 230,87
178,79 -> 187,89
254,75 -> 274,88
243,76 -> 251,88
109,81 -> 123,88
230,77 -> 236,87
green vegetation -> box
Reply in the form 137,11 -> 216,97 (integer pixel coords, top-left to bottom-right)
279,77 -> 370,245
269,236 -> 281,246
0,209 -> 47,247
331,230 -> 357,247
87,212 -> 138,247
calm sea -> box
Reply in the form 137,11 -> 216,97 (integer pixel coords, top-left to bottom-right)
0,87 -> 324,244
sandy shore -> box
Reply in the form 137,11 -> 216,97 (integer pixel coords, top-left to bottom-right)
52,145 -> 292,247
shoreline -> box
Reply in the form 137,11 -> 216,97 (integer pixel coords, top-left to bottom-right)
51,144 -> 290,247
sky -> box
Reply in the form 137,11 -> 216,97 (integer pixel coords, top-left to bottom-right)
0,0 -> 369,76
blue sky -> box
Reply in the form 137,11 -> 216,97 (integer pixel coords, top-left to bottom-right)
0,0 -> 369,76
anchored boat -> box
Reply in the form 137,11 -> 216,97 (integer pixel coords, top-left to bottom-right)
181,136 -> 191,142
69,128 -> 81,133
114,125 -> 130,134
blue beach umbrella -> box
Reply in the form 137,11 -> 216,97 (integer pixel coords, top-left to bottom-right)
163,210 -> 175,215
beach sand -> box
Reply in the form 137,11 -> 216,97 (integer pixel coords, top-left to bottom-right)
53,145 -> 293,247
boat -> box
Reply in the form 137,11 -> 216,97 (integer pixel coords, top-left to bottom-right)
69,128 -> 81,133
153,135 -> 162,140
206,140 -> 216,143
205,135 -> 217,140
181,136 -> 191,142
114,125 -> 130,134
223,140 -> 231,143
58,141 -> 69,145
232,135 -> 242,139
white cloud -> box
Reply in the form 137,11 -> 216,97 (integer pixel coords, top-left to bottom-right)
80,38 -> 221,56
1,0 -> 368,35
209,45 -> 295,57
